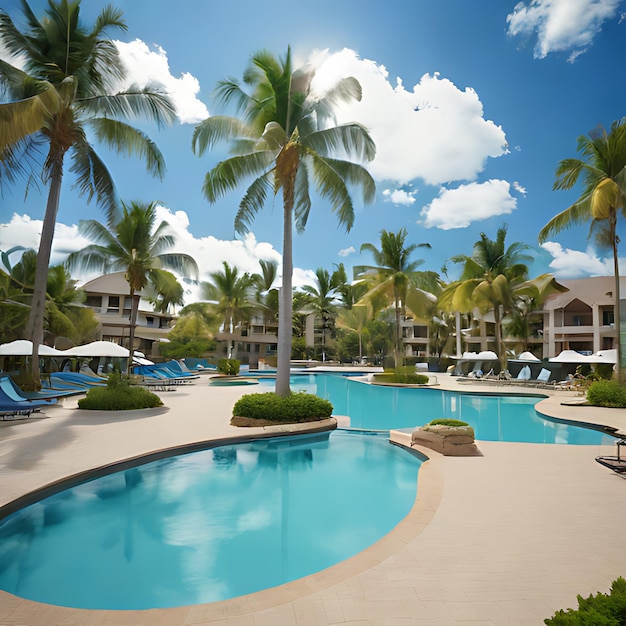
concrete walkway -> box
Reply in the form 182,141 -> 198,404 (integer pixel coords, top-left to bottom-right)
1,374 -> 625,625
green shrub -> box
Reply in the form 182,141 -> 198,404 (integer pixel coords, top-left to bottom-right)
373,368 -> 429,385
544,576 -> 626,625
587,380 -> 626,408
218,358 -> 240,375
595,363 -> 615,380
78,378 -> 163,411
428,418 -> 469,427
232,392 -> 333,423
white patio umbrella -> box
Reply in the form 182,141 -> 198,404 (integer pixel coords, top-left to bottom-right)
516,351 -> 541,362
548,350 -> 595,363
0,339 -> 65,356
590,349 -> 617,364
63,341 -> 129,358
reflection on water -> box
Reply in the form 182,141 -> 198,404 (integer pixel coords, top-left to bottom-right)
0,431 -> 420,610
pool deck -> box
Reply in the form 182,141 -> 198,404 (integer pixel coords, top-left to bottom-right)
1,373 -> 626,625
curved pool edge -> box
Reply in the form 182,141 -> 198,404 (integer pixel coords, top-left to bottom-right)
0,417 -> 338,522
0,444 -> 442,622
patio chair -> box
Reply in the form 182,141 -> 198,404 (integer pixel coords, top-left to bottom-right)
0,376 -> 80,401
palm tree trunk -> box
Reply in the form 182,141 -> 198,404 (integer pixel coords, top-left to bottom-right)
127,289 -> 139,375
494,305 -> 506,373
611,215 -> 624,384
26,155 -> 65,389
276,199 -> 293,396
394,295 -> 402,369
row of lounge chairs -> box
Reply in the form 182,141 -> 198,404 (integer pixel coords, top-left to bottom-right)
133,360 -> 201,388
458,365 -> 581,390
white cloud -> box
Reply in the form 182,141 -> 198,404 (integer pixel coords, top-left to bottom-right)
309,49 -> 508,186
507,0 -> 621,59
382,188 -> 417,206
513,181 -> 527,195
541,241 -> 617,277
420,180 -> 517,230
114,39 -> 208,124
0,208 -> 318,302
338,246 -> 356,258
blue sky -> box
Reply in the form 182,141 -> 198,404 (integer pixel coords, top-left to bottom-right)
1,0 -> 626,297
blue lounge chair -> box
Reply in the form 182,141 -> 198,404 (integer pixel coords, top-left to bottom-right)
0,376 -> 82,401
0,381 -> 56,419
50,372 -> 107,387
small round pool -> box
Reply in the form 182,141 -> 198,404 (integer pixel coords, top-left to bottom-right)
0,431 -> 421,609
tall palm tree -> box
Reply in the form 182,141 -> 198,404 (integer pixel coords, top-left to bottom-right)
354,228 -> 440,366
193,47 -> 376,395
538,120 -> 626,381
65,201 -> 198,370
202,261 -> 256,359
0,0 -> 176,385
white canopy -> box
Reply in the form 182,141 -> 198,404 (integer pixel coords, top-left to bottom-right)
590,349 -> 617,364
0,340 -> 65,356
63,341 -> 129,358
516,351 -> 541,362
549,350 -> 594,363
454,350 -> 499,361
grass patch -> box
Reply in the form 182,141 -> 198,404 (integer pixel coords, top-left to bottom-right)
231,392 -> 333,426
427,418 -> 469,427
373,367 -> 430,385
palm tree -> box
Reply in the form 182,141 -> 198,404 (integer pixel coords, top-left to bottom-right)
65,201 -> 198,370
439,225 -> 566,371
0,0 -> 176,385
192,47 -> 376,395
147,270 -> 186,314
202,261 -> 256,359
336,305 -> 371,362
538,120 -> 626,381
251,259 -> 279,326
354,228 -> 440,366
301,267 -> 342,361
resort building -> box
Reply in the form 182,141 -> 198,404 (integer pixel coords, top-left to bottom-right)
456,276 -> 624,359
81,272 -> 174,357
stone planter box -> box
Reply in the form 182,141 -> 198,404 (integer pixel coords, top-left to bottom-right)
411,424 -> 480,456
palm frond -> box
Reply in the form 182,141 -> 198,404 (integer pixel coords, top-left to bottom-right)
537,199 -> 592,243
304,123 -> 376,162
235,171 -> 274,235
317,156 -> 376,204
77,88 -> 176,128
308,76 -> 362,123
293,159 -> 311,232
69,131 -> 118,219
155,253 -> 199,280
91,5 -> 127,36
202,151 -> 274,203
192,115 -> 255,155
309,153 -> 354,231
213,78 -> 255,117
89,117 -> 167,179
0,82 -> 59,150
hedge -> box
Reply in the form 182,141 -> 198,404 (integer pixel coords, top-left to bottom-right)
232,392 -> 333,423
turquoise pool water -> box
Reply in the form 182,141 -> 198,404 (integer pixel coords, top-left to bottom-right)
259,374 -> 615,444
0,431 -> 420,609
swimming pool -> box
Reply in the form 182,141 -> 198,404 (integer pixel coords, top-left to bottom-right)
0,431 -> 421,609
259,374 -> 615,444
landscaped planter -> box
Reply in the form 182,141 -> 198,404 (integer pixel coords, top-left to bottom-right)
411,422 -> 480,456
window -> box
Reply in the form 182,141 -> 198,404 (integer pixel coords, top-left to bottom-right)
107,296 -> 120,313
85,295 -> 101,310
146,316 -> 155,326
603,309 -> 615,326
